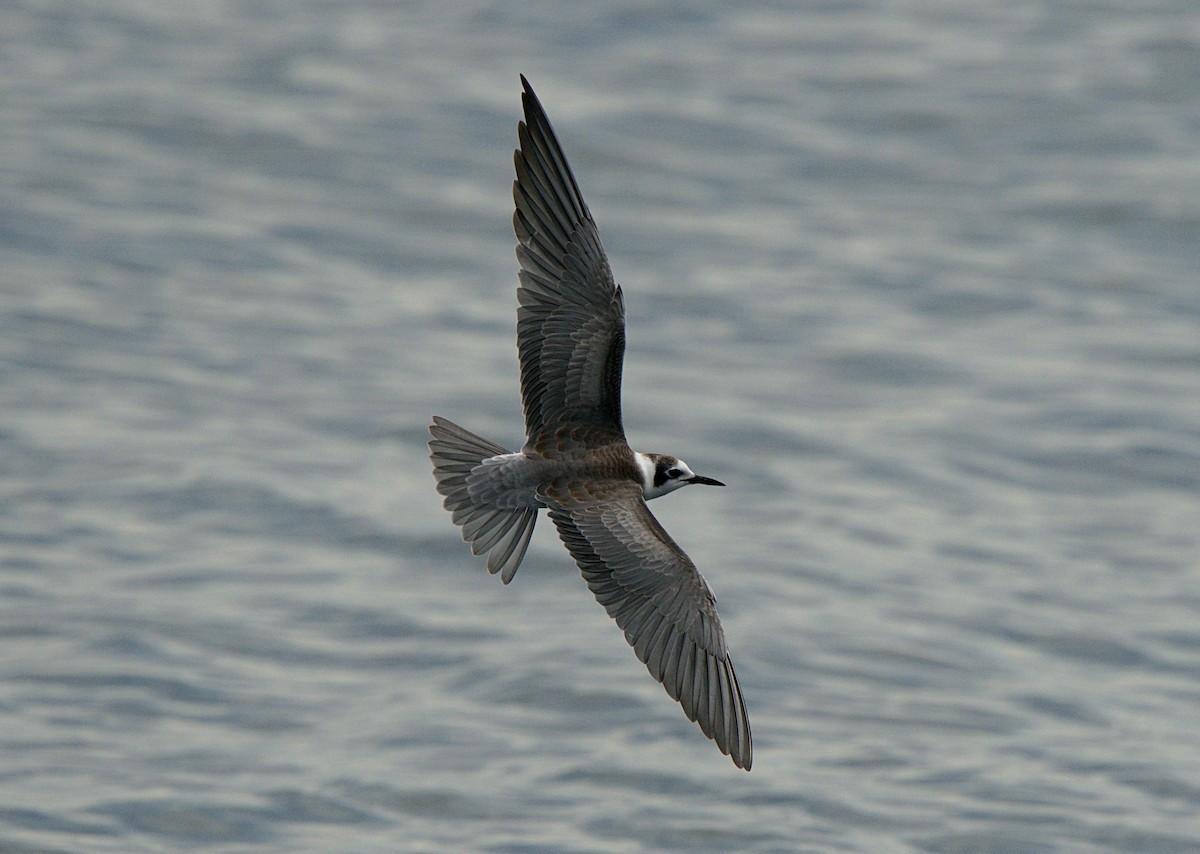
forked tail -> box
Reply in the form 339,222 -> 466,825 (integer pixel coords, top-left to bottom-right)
428,415 -> 537,583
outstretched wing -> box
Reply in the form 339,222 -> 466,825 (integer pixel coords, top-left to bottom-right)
543,480 -> 752,770
514,76 -> 626,442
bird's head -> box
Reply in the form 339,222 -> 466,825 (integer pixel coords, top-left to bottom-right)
635,452 -> 725,501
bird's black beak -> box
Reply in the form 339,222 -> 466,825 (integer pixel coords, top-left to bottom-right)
687,474 -> 725,487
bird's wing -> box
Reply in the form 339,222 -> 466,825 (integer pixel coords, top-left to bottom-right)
514,76 -> 626,443
542,479 -> 752,769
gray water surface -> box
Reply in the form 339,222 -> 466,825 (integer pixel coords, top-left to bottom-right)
3,2 -> 1200,852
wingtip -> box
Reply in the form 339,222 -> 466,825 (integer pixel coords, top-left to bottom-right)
518,76 -> 548,124
725,733 -> 753,771
519,74 -> 537,104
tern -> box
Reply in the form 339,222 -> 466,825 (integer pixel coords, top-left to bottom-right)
429,76 -> 751,769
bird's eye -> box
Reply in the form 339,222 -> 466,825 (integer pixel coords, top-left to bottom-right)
667,468 -> 682,478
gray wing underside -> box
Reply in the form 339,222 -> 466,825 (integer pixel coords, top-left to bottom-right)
544,482 -> 752,770
514,76 -> 626,440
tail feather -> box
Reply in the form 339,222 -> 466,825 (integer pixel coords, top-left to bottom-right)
463,506 -> 510,545
486,508 -> 536,583
429,416 -> 537,584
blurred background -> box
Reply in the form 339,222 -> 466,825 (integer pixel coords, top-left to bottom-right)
2,1 -> 1199,851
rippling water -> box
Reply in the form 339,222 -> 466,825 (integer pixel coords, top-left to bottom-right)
3,1 -> 1199,851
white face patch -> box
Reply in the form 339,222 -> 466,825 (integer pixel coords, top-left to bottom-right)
634,452 -> 658,496
635,452 -> 692,501
672,461 -> 695,481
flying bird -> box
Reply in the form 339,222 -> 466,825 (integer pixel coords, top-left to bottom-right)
429,76 -> 751,770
